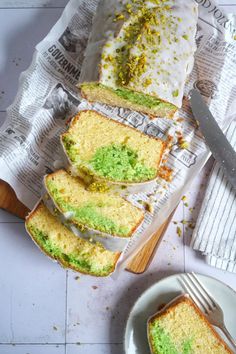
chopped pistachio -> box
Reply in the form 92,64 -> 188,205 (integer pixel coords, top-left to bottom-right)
176,226 -> 182,237
172,89 -> 179,97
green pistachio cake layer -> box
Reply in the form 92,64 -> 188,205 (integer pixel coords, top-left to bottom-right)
25,202 -> 120,276
148,297 -> 231,354
61,110 -> 165,184
81,84 -> 177,118
79,0 -> 198,118
44,169 -> 144,237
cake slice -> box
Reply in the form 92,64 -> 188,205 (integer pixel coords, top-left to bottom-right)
79,0 -> 198,118
25,202 -> 120,276
61,110 -> 166,185
147,295 -> 232,354
44,169 -> 144,238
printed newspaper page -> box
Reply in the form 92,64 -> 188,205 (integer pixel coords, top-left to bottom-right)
0,0 -> 236,270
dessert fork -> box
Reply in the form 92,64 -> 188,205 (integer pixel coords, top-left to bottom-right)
179,272 -> 236,351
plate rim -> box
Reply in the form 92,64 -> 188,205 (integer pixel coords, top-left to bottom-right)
123,272 -> 236,353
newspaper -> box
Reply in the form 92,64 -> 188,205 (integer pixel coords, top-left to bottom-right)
0,0 -> 236,273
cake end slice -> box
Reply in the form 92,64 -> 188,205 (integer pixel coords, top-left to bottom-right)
147,295 -> 232,354
25,202 -> 120,276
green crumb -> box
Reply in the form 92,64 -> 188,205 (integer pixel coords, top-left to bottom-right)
26,226 -> 113,276
149,322 -> 178,354
82,83 -> 176,112
184,202 -> 189,207
172,89 -> 179,97
149,322 -> 193,354
177,226 -> 182,237
90,143 -> 156,183
47,182 -> 130,236
114,86 -> 174,110
183,338 -> 193,354
70,203 -> 129,236
182,34 -> 189,40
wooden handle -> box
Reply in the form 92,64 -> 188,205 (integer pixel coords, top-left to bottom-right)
0,180 -> 29,219
126,212 -> 174,274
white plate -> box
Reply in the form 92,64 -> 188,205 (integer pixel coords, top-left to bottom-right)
124,273 -> 236,354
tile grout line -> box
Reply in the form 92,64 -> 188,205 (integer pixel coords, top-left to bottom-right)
0,7 -> 65,10
0,342 -> 123,345
64,270 -> 68,352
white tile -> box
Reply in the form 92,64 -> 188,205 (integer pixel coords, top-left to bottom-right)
0,0 -> 67,7
0,209 -> 24,223
0,223 -> 66,343
0,345 -> 65,354
66,205 -> 184,344
66,344 -> 123,354
0,8 -> 63,111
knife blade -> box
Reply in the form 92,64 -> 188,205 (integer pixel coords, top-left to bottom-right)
189,89 -> 236,189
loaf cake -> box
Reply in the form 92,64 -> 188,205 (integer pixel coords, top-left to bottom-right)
79,0 -> 198,118
61,110 -> 165,185
148,295 -> 232,354
25,202 -> 120,276
44,169 -> 144,238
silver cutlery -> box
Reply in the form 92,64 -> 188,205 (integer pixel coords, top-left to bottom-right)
179,272 -> 236,351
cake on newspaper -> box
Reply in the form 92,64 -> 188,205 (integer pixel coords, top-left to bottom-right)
79,0 -> 198,118
44,169 -> 144,238
61,110 -> 166,186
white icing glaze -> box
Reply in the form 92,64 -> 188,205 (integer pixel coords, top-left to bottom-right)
79,0 -> 198,108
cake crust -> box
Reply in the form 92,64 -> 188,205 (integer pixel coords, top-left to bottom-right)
25,202 -> 121,277
61,110 -> 167,186
79,0 -> 198,118
147,294 -> 233,354
44,169 -> 145,238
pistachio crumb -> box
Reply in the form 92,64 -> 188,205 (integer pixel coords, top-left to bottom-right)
177,226 -> 182,237
172,89 -> 179,97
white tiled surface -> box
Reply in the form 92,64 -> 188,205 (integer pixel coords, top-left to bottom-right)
0,1 -> 236,354
0,345 -> 65,354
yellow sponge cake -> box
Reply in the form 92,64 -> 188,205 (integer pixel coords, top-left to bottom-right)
79,0 -> 198,118
44,169 -> 144,238
148,295 -> 232,354
25,202 -> 120,276
61,110 -> 165,185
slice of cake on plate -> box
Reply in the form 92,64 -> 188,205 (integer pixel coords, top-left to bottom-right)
25,202 -> 120,276
44,169 -> 144,238
147,295 -> 232,354
61,110 -> 166,187
79,0 -> 198,118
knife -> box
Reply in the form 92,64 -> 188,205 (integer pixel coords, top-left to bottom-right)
189,89 -> 236,190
